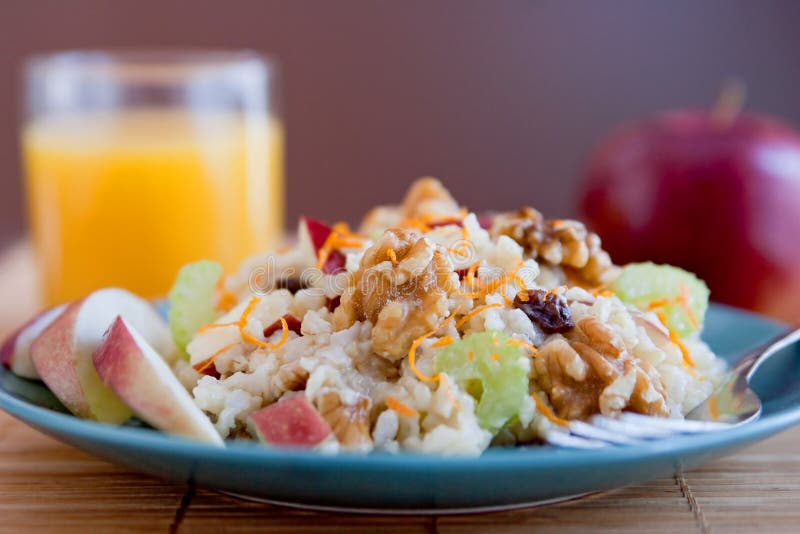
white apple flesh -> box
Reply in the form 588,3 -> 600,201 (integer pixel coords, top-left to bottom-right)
0,304 -> 67,379
94,317 -> 223,445
298,216 -> 332,259
187,300 -> 247,370
30,288 -> 175,423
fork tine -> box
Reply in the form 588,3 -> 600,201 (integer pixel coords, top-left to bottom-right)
588,415 -> 678,439
546,412 -> 734,449
617,412 -> 731,433
545,431 -> 608,449
567,420 -> 642,445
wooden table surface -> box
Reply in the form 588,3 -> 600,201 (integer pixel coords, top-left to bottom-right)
1,241 -> 798,533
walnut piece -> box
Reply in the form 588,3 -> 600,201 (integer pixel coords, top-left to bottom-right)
533,317 -> 669,420
359,177 -> 462,234
490,207 -> 617,287
399,177 -> 461,220
334,229 -> 458,360
270,361 -> 309,394
316,391 -> 373,450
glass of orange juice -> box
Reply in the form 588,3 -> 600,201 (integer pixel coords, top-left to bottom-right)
22,50 -> 283,305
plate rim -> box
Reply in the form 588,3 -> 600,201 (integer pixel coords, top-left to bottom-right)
2,368 -> 800,472
1,302 -> 798,472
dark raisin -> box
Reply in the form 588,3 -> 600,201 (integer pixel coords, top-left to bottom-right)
275,277 -> 306,294
513,289 -> 575,334
263,314 -> 303,337
326,295 -> 342,313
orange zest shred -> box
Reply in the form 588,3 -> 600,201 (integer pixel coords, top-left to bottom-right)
243,317 -> 289,349
399,218 -> 432,233
505,338 -> 539,356
459,273 -> 509,299
599,290 -> 615,298
490,353 -> 501,362
315,224 -> 365,270
407,308 -> 460,383
646,285 -> 700,330
656,311 -> 696,368
511,272 -> 529,295
407,330 -> 440,383
418,208 -> 468,227
677,283 -> 700,328
331,221 -> 351,235
455,303 -> 503,329
459,259 -> 525,300
216,292 -> 238,313
204,297 -> 289,350
464,261 -> 482,290
707,395 -> 720,421
196,321 -> 238,333
647,297 -> 671,310
546,284 -> 568,297
387,247 -> 398,265
439,373 -> 461,411
531,392 -> 570,427
446,244 -> 471,259
385,396 -> 419,418
431,336 -> 453,348
417,214 -> 447,226
467,351 -> 474,361
214,276 -> 239,313
193,342 -> 239,373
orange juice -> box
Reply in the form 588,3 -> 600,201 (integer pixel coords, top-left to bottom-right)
23,109 -> 284,305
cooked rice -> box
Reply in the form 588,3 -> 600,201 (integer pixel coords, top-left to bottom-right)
180,179 -> 726,455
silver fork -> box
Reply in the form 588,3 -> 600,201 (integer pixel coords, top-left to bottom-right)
544,327 -> 800,449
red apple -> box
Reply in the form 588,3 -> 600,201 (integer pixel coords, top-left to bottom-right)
249,395 -> 331,448
580,108 -> 800,321
1,304 -> 66,379
30,288 -> 174,422
94,317 -> 223,445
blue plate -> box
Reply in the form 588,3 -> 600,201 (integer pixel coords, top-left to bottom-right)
1,304 -> 798,513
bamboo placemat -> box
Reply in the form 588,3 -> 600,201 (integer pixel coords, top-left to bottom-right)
0,241 -> 798,533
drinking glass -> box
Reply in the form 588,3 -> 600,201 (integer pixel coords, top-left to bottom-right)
22,50 -> 283,305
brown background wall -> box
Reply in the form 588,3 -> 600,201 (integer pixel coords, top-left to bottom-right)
2,0 -> 800,246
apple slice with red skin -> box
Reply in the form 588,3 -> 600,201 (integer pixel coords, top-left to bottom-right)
263,314 -> 302,338
320,250 -> 346,275
30,288 -> 175,423
1,304 -> 67,379
303,216 -> 334,252
297,216 -> 331,260
94,317 -> 223,445
249,395 -> 331,448
297,217 -> 346,274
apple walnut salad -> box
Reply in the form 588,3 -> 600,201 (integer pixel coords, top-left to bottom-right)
3,178 -> 726,454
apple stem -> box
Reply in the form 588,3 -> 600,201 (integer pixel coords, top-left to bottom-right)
712,80 -> 747,128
